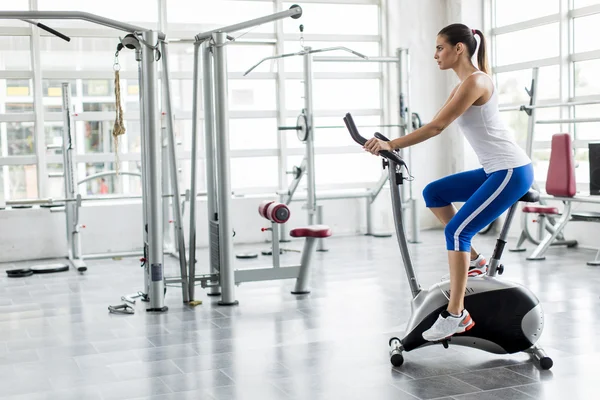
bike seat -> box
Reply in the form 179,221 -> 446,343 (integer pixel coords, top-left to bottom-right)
290,225 -> 332,238
519,189 -> 540,203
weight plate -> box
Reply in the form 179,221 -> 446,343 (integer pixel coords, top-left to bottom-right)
236,253 -> 258,259
296,113 -> 309,142
30,263 -> 70,274
6,268 -> 33,278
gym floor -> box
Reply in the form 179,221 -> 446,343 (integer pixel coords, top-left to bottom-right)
0,229 -> 599,400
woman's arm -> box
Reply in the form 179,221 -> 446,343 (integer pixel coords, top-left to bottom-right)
387,76 -> 485,150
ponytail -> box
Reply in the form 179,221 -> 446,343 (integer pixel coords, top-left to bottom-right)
473,29 -> 489,75
438,24 -> 490,74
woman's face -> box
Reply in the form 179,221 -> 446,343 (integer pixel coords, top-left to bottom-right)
434,35 -> 459,70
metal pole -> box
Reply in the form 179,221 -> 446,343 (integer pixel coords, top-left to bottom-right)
61,82 -> 85,271
189,42 -> 204,300
398,48 -> 419,243
525,67 -> 539,159
314,56 -> 399,63
136,45 -> 150,301
188,43 -> 201,301
160,41 -> 189,303
213,32 -> 238,306
316,205 -> 328,251
194,6 -> 302,41
161,126 -> 172,251
201,40 -> 221,298
0,11 -> 157,38
303,49 -> 317,226
141,30 -> 166,312
366,197 -> 373,235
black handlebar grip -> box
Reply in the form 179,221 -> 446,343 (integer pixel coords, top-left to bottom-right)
37,23 -> 71,42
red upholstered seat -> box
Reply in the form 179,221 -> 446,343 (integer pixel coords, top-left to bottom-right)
290,225 -> 332,238
546,133 -> 576,197
522,206 -> 559,215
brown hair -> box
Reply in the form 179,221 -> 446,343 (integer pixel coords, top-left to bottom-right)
438,23 -> 489,74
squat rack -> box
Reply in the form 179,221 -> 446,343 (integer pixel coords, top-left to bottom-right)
246,46 -> 420,247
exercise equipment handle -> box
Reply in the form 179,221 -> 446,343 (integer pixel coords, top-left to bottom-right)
343,113 -> 406,167
21,19 -> 71,42
37,22 -> 71,42
278,126 -> 301,131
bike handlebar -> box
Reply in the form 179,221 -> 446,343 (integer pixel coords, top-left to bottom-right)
343,113 -> 406,167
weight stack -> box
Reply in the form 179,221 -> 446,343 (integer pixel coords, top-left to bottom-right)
590,143 -> 600,195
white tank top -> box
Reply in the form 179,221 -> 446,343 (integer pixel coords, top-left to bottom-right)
455,71 -> 531,174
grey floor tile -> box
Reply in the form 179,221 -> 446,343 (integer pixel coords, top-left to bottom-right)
513,373 -> 600,400
0,386 -> 103,400
134,344 -> 199,362
453,387 -> 535,399
0,349 -> 40,366
204,383 -> 292,400
91,337 -> 155,353
108,359 -> 183,381
451,367 -> 537,391
392,375 -> 481,399
35,342 -> 99,360
99,377 -> 173,400
74,350 -> 141,370
158,369 -> 234,392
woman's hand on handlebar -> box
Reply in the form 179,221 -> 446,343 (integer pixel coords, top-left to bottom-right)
364,137 -> 391,155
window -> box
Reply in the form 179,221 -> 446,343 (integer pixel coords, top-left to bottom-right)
574,105 -> 600,140
495,66 -> 559,104
167,0 -> 273,33
230,79 -> 277,111
37,0 -> 158,29
491,1 -> 600,190
574,59 -> 600,96
229,118 -> 278,150
286,79 -> 380,111
5,122 -> 35,156
574,14 -> 600,53
282,41 -> 380,73
573,0 -> 600,8
0,37 -> 31,70
1,0 -> 384,199
231,157 -> 278,189
282,2 -> 379,35
494,0 -> 559,27
495,23 -> 559,66
41,37 -> 139,72
8,165 -> 37,200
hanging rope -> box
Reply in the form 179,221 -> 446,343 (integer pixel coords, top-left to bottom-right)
113,52 -> 126,176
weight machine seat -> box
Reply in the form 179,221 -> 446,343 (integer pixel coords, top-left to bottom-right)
519,189 -> 540,203
290,225 -> 332,238
546,133 -> 576,197
522,205 -> 559,215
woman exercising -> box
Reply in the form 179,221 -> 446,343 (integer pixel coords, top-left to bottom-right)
364,23 -> 533,342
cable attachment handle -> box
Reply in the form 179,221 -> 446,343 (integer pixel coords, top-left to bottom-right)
299,24 -> 306,50
113,50 -> 121,72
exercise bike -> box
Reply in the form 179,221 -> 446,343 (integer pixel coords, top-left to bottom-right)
342,113 -> 553,370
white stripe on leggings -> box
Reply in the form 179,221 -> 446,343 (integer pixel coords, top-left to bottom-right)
454,168 -> 514,251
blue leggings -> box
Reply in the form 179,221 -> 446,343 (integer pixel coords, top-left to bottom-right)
423,164 -> 534,252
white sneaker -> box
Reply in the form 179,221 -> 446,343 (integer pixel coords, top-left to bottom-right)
422,309 -> 475,342
440,254 -> 488,281
468,254 -> 488,277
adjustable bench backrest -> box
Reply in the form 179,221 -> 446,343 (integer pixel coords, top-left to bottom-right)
546,133 -> 576,198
